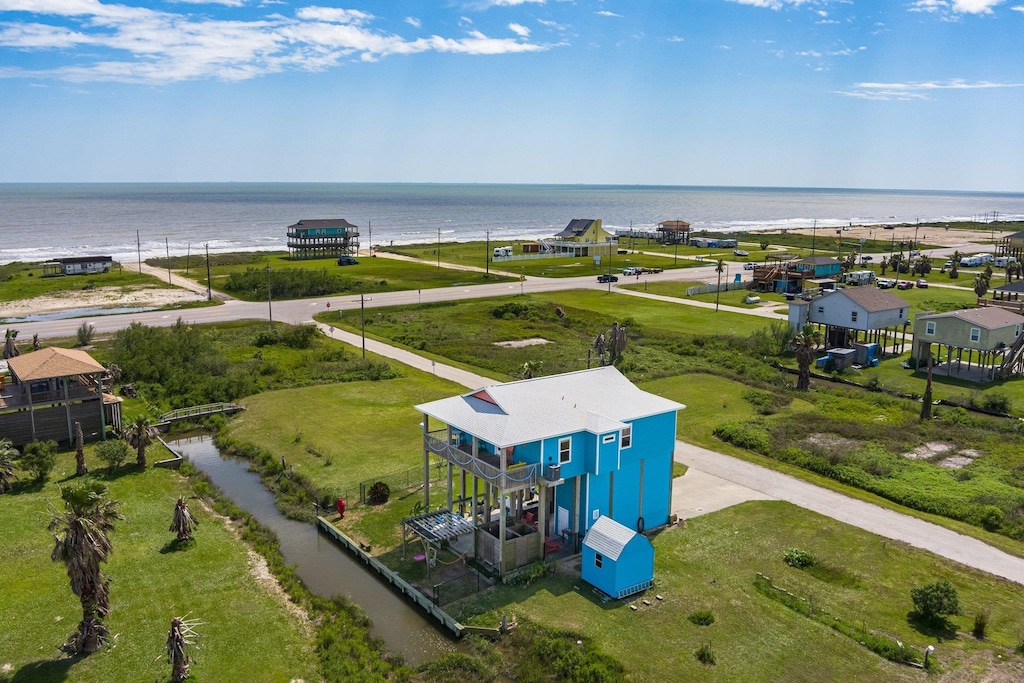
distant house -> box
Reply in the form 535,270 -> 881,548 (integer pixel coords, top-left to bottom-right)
789,287 -> 910,350
1,347 -> 121,447
41,256 -> 113,277
549,219 -> 616,257
582,515 -> 655,599
286,219 -> 360,260
912,307 -> 1024,381
981,280 -> 1024,315
657,220 -> 691,245
753,255 -> 842,294
690,237 -> 738,249
997,231 -> 1024,261
414,366 -> 682,577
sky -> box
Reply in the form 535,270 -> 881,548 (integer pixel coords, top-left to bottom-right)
0,0 -> 1021,191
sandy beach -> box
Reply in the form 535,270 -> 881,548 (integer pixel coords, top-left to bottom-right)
0,284 -> 206,320
784,223 -> 1002,249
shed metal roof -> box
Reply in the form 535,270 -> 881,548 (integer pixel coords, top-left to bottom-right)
583,516 -> 636,561
416,366 -> 683,448
287,218 -> 357,229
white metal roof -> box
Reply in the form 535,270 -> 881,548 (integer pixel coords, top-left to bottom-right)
415,366 -> 683,448
583,516 -> 636,561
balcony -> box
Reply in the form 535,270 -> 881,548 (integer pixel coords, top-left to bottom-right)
424,432 -> 538,492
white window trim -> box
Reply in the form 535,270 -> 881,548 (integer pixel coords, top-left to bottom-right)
559,437 -> 572,464
621,425 -> 632,449
970,327 -> 981,343
602,434 -> 615,444
925,321 -> 936,336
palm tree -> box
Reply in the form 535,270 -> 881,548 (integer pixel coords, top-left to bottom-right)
714,259 -> 726,312
3,329 -> 19,359
974,274 -> 989,299
49,481 -> 122,654
792,324 -> 823,391
124,415 -> 158,468
74,422 -> 87,477
950,250 -> 961,279
0,437 -> 18,493
170,497 -> 198,542
166,616 -> 201,682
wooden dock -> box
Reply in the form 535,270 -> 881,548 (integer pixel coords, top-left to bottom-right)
315,516 -> 465,638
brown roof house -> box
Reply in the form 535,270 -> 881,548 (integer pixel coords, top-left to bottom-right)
912,307 -> 1024,381
286,218 -> 360,260
1,347 -> 122,446
789,287 -> 911,352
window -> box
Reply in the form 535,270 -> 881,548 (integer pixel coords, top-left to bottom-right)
851,311 -> 858,323
970,327 -> 981,343
925,321 -> 936,336
602,434 -> 615,444
817,306 -> 824,314
1016,324 -> 1022,338
621,425 -> 632,449
559,437 -> 572,464
595,553 -> 603,569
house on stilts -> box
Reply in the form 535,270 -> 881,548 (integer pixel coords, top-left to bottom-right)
412,366 -> 682,578
912,307 -> 1024,381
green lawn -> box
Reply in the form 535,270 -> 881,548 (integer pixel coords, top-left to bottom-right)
456,501 -> 1024,682
153,250 -> 513,301
0,260 -> 175,302
379,241 -> 707,278
225,369 -> 465,501
0,450 -> 317,683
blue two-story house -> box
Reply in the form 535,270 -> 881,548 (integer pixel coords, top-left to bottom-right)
415,366 -> 683,577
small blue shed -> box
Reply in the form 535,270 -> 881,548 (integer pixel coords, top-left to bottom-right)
581,516 -> 654,599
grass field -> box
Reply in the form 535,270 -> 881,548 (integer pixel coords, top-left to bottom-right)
152,250 -> 513,300
456,501 -> 1024,682
0,450 -> 317,683
0,260 -> 173,302
379,241 -> 706,278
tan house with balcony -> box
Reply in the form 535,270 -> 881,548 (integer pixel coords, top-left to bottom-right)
912,307 -> 1024,381
1,347 -> 121,447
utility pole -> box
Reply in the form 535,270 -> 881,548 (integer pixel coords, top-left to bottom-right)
165,237 -> 172,285
137,230 -> 142,274
360,293 -> 372,359
486,229 -> 490,275
607,243 -> 613,294
811,220 -> 817,255
205,243 -> 212,302
185,243 -> 191,275
266,265 -> 272,324
437,226 -> 441,269
368,220 -> 372,257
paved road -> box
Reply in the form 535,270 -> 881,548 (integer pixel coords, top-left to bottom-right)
317,323 -> 1024,586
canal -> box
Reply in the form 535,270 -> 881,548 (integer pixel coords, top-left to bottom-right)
167,435 -> 460,666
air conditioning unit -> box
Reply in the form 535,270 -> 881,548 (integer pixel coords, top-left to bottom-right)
544,464 -> 561,481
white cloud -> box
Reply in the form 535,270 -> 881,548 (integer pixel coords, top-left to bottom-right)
909,0 -> 948,12
0,0 -> 550,83
1012,4 -> 1024,10
667,35 -> 685,42
726,0 -> 813,9
404,16 -> 422,29
952,0 -> 1003,12
168,0 -> 248,6
479,0 -> 544,6
838,79 -> 1024,101
508,22 -> 530,37
596,10 -> 622,17
537,18 -> 566,30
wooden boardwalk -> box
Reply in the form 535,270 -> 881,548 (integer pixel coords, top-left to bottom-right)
157,402 -> 244,426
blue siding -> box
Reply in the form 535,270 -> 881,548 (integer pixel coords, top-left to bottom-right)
612,459 -> 641,532
581,528 -> 655,598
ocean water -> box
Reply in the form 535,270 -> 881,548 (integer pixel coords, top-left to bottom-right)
1,183 -> 1021,264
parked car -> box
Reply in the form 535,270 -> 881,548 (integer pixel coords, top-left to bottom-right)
861,255 -> 873,262
877,278 -> 896,289
621,267 -> 641,276
743,263 -> 756,270
943,260 -> 954,268
733,249 -> 749,257
597,274 -> 618,283
897,281 -> 914,290
916,279 -> 929,288
337,255 -> 358,266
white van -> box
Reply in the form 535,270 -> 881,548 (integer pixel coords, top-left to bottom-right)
493,246 -> 513,258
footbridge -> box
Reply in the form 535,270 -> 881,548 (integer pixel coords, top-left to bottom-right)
157,402 -> 245,426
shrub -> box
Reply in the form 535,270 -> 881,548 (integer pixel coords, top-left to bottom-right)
783,548 -> 816,569
694,641 -> 716,665
911,580 -> 960,620
973,608 -> 991,640
76,321 -> 95,347
95,439 -> 131,470
367,481 -> 390,505
979,505 -> 1004,532
688,609 -> 715,626
21,440 -> 58,481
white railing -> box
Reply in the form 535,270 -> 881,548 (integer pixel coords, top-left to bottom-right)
424,433 -> 537,491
